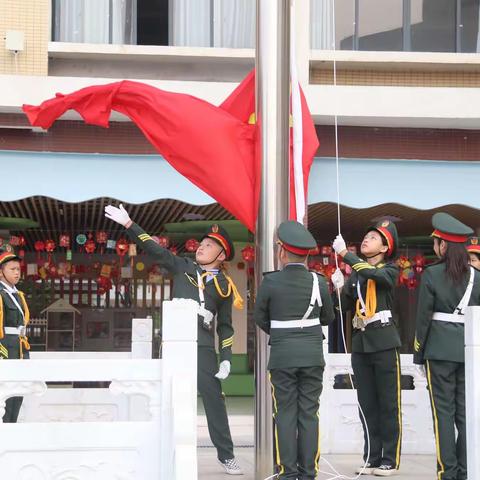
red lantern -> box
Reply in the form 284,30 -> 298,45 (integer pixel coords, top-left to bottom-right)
321,246 -> 333,256
59,234 -> 70,248
96,231 -> 108,244
45,239 -> 56,252
34,240 -> 45,261
241,245 -> 255,262
185,238 -> 200,252
155,235 -> 170,248
116,238 -> 129,265
96,276 -> 113,296
18,236 -> 26,247
9,236 -> 20,246
412,254 -> 426,274
85,239 -> 96,254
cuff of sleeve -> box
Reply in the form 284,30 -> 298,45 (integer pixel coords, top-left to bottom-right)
220,348 -> 232,363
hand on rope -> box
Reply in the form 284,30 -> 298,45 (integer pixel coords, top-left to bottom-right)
331,268 -> 345,290
332,234 -> 347,256
215,360 -> 231,380
105,204 -> 132,227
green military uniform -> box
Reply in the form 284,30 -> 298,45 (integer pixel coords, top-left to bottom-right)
414,213 -> 478,480
0,252 -> 31,423
254,221 -> 335,480
340,220 -> 402,473
126,222 -> 239,462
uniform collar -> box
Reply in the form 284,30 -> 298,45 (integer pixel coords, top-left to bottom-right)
284,263 -> 307,269
0,281 -> 18,294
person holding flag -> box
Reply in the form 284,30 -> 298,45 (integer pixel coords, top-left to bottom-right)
105,204 -> 244,476
332,220 -> 402,476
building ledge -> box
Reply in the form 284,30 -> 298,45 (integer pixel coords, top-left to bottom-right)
310,49 -> 480,72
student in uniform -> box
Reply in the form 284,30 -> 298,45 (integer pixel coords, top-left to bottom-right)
466,236 -> 480,270
254,220 -> 335,480
0,251 -> 31,423
414,213 -> 480,480
331,220 -> 402,476
105,204 -> 243,475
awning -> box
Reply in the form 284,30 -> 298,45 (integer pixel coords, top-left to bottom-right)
308,157 -> 480,209
2,150 -> 479,211
1,150 -> 213,204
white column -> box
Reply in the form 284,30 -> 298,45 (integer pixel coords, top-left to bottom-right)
161,299 -> 198,480
465,306 -> 480,476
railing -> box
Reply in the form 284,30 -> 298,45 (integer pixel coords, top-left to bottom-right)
0,299 -> 198,480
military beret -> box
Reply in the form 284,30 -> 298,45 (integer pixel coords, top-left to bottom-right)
277,220 -> 317,255
431,212 -> 473,243
466,237 -> 480,254
0,251 -> 21,267
201,223 -> 235,261
367,219 -> 399,258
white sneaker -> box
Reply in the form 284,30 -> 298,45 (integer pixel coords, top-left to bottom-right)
355,463 -> 378,474
373,465 -> 398,476
218,458 -> 244,475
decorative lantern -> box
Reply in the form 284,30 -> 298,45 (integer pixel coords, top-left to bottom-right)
59,234 -> 70,249
84,239 -> 96,254
154,235 -> 170,248
116,238 -> 129,265
241,245 -> 255,262
185,238 -> 199,252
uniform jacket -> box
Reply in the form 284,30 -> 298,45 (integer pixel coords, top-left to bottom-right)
414,262 -> 480,364
341,252 -> 401,354
254,264 -> 335,369
127,223 -> 234,361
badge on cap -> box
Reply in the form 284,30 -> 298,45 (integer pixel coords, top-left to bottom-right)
212,224 -> 219,233
382,220 -> 390,227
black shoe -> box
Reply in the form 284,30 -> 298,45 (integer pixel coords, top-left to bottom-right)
355,462 -> 379,475
373,464 -> 398,476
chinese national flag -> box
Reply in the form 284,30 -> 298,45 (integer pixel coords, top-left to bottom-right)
23,81 -> 257,231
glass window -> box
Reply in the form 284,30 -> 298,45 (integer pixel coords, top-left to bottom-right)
310,0 -> 355,50
358,0 -> 404,51
460,0 -> 480,52
410,0 -> 457,52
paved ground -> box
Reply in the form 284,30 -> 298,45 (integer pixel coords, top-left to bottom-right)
198,449 -> 436,479
197,398 -> 437,479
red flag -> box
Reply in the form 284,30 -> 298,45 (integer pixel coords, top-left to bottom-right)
221,70 -> 319,224
23,81 -> 257,231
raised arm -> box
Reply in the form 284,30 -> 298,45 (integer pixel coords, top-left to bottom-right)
105,204 -> 189,273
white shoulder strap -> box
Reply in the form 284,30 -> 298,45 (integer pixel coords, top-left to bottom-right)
301,272 -> 322,320
455,267 -> 475,315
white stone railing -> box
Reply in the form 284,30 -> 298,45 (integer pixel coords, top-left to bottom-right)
320,353 -> 435,455
0,299 -> 198,480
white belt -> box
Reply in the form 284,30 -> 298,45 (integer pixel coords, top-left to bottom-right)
270,318 -> 320,329
358,310 -> 392,327
4,326 -> 27,336
432,312 -> 465,324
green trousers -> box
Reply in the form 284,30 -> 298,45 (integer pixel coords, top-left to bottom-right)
269,366 -> 324,480
1,335 -> 28,423
426,360 -> 466,480
352,348 -> 402,469
197,346 -> 234,461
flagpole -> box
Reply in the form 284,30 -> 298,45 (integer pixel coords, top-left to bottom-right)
255,0 -> 290,478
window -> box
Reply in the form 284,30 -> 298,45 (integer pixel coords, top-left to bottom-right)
52,0 -> 255,48
311,0 -> 480,53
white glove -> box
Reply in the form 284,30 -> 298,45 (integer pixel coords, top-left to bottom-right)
332,234 -> 347,254
215,360 -> 231,380
331,268 -> 345,290
105,204 -> 131,227
415,364 -> 426,378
